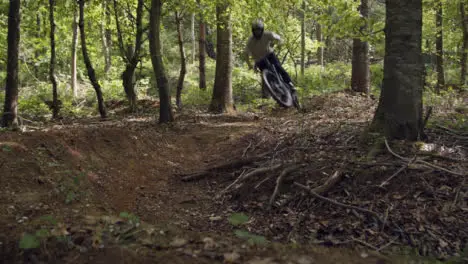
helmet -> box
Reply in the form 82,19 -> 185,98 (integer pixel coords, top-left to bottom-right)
251,19 -> 264,39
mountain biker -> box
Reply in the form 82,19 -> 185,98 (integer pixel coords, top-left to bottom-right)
243,19 -> 296,92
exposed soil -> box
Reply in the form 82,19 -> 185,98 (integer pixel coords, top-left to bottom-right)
0,92 -> 467,264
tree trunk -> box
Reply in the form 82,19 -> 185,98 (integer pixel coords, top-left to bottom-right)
149,0 -> 173,123
49,0 -> 59,119
435,0 -> 445,93
209,2 -> 234,113
316,23 -> 324,67
371,0 -> 424,141
115,0 -> 143,110
191,13 -> 196,63
198,3 -> 207,90
351,0 -> 370,94
2,0 -> 21,128
78,0 -> 107,119
71,4 -> 78,98
460,2 -> 467,86
34,13 -> 41,79
175,12 -> 187,109
102,0 -> 112,75
300,1 -> 306,77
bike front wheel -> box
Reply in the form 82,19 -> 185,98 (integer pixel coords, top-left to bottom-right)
262,69 -> 293,107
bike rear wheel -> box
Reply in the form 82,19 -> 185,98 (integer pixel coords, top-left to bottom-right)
262,69 -> 293,107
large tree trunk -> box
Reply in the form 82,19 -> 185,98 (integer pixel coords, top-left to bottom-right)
149,0 -> 173,123
102,0 -> 112,75
461,2 -> 467,86
49,0 -> 59,118
300,1 -> 306,77
2,0 -> 21,128
198,1 -> 207,90
371,0 -> 424,141
316,23 -> 324,67
71,4 -> 79,98
351,0 -> 370,94
209,2 -> 234,113
435,0 -> 445,93
78,0 -> 107,119
175,12 -> 187,109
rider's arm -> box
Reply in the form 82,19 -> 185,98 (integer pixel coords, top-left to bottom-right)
269,32 -> 283,46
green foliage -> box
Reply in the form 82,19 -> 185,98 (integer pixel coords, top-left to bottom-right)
297,62 -> 352,96
119,211 -> 140,225
19,233 -> 41,249
228,213 -> 249,226
234,230 -> 268,245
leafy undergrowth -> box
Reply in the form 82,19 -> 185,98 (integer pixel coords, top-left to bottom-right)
0,92 -> 467,263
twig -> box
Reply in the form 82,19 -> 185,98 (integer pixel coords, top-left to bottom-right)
221,164 -> 283,194
453,178 -> 466,207
352,238 -> 379,251
242,140 -> 253,157
379,157 -> 416,188
384,139 -> 466,176
294,182 -> 383,224
435,124 -> 468,136
377,236 -> 399,252
268,164 -> 305,210
255,175 -> 272,189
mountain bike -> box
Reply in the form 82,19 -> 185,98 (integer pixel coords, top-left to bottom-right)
259,58 -> 300,109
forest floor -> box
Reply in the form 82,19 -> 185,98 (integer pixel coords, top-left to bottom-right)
0,91 -> 467,264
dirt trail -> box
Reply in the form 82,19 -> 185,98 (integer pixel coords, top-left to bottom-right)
0,108 -> 393,263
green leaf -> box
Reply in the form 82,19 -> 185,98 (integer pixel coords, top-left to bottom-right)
19,233 -> 40,249
40,215 -> 57,225
2,145 -> 11,152
35,229 -> 50,238
119,212 -> 130,218
234,229 -> 267,245
228,213 -> 249,226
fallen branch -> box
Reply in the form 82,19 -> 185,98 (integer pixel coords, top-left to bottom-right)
268,164 -> 305,210
379,157 -> 416,188
435,124 -> 468,136
384,139 -> 466,177
294,182 -> 383,224
181,152 -> 269,181
312,170 -> 345,195
221,164 -> 283,195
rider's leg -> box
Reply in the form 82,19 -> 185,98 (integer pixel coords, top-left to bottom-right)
266,53 -> 294,86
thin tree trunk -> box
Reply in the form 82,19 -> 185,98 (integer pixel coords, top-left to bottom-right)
351,0 -> 370,94
191,13 -> 196,63
71,4 -> 78,98
2,0 -> 21,128
114,0 -> 143,110
316,23 -> 324,67
209,2 -> 234,113
149,0 -> 173,123
102,0 -> 112,75
175,12 -> 187,109
435,0 -> 445,93
460,2 -> 467,86
371,0 -> 424,140
78,0 -> 107,119
49,0 -> 59,118
198,1 -> 207,90
34,13 -> 41,79
300,1 -> 306,77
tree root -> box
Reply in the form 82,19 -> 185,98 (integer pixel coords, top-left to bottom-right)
268,164 -> 305,210
220,163 -> 283,195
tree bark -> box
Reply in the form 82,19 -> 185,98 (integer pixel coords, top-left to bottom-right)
209,2 -> 234,113
351,0 -> 370,94
198,1 -> 207,90
49,0 -> 59,118
175,12 -> 187,109
435,0 -> 445,93
34,13 -> 41,79
460,2 -> 467,86
78,0 -> 107,119
149,0 -> 173,123
191,13 -> 196,63
2,0 -> 21,128
371,0 -> 425,141
316,23 -> 324,67
102,0 -> 112,75
300,1 -> 306,77
114,0 -> 143,110
71,3 -> 79,98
